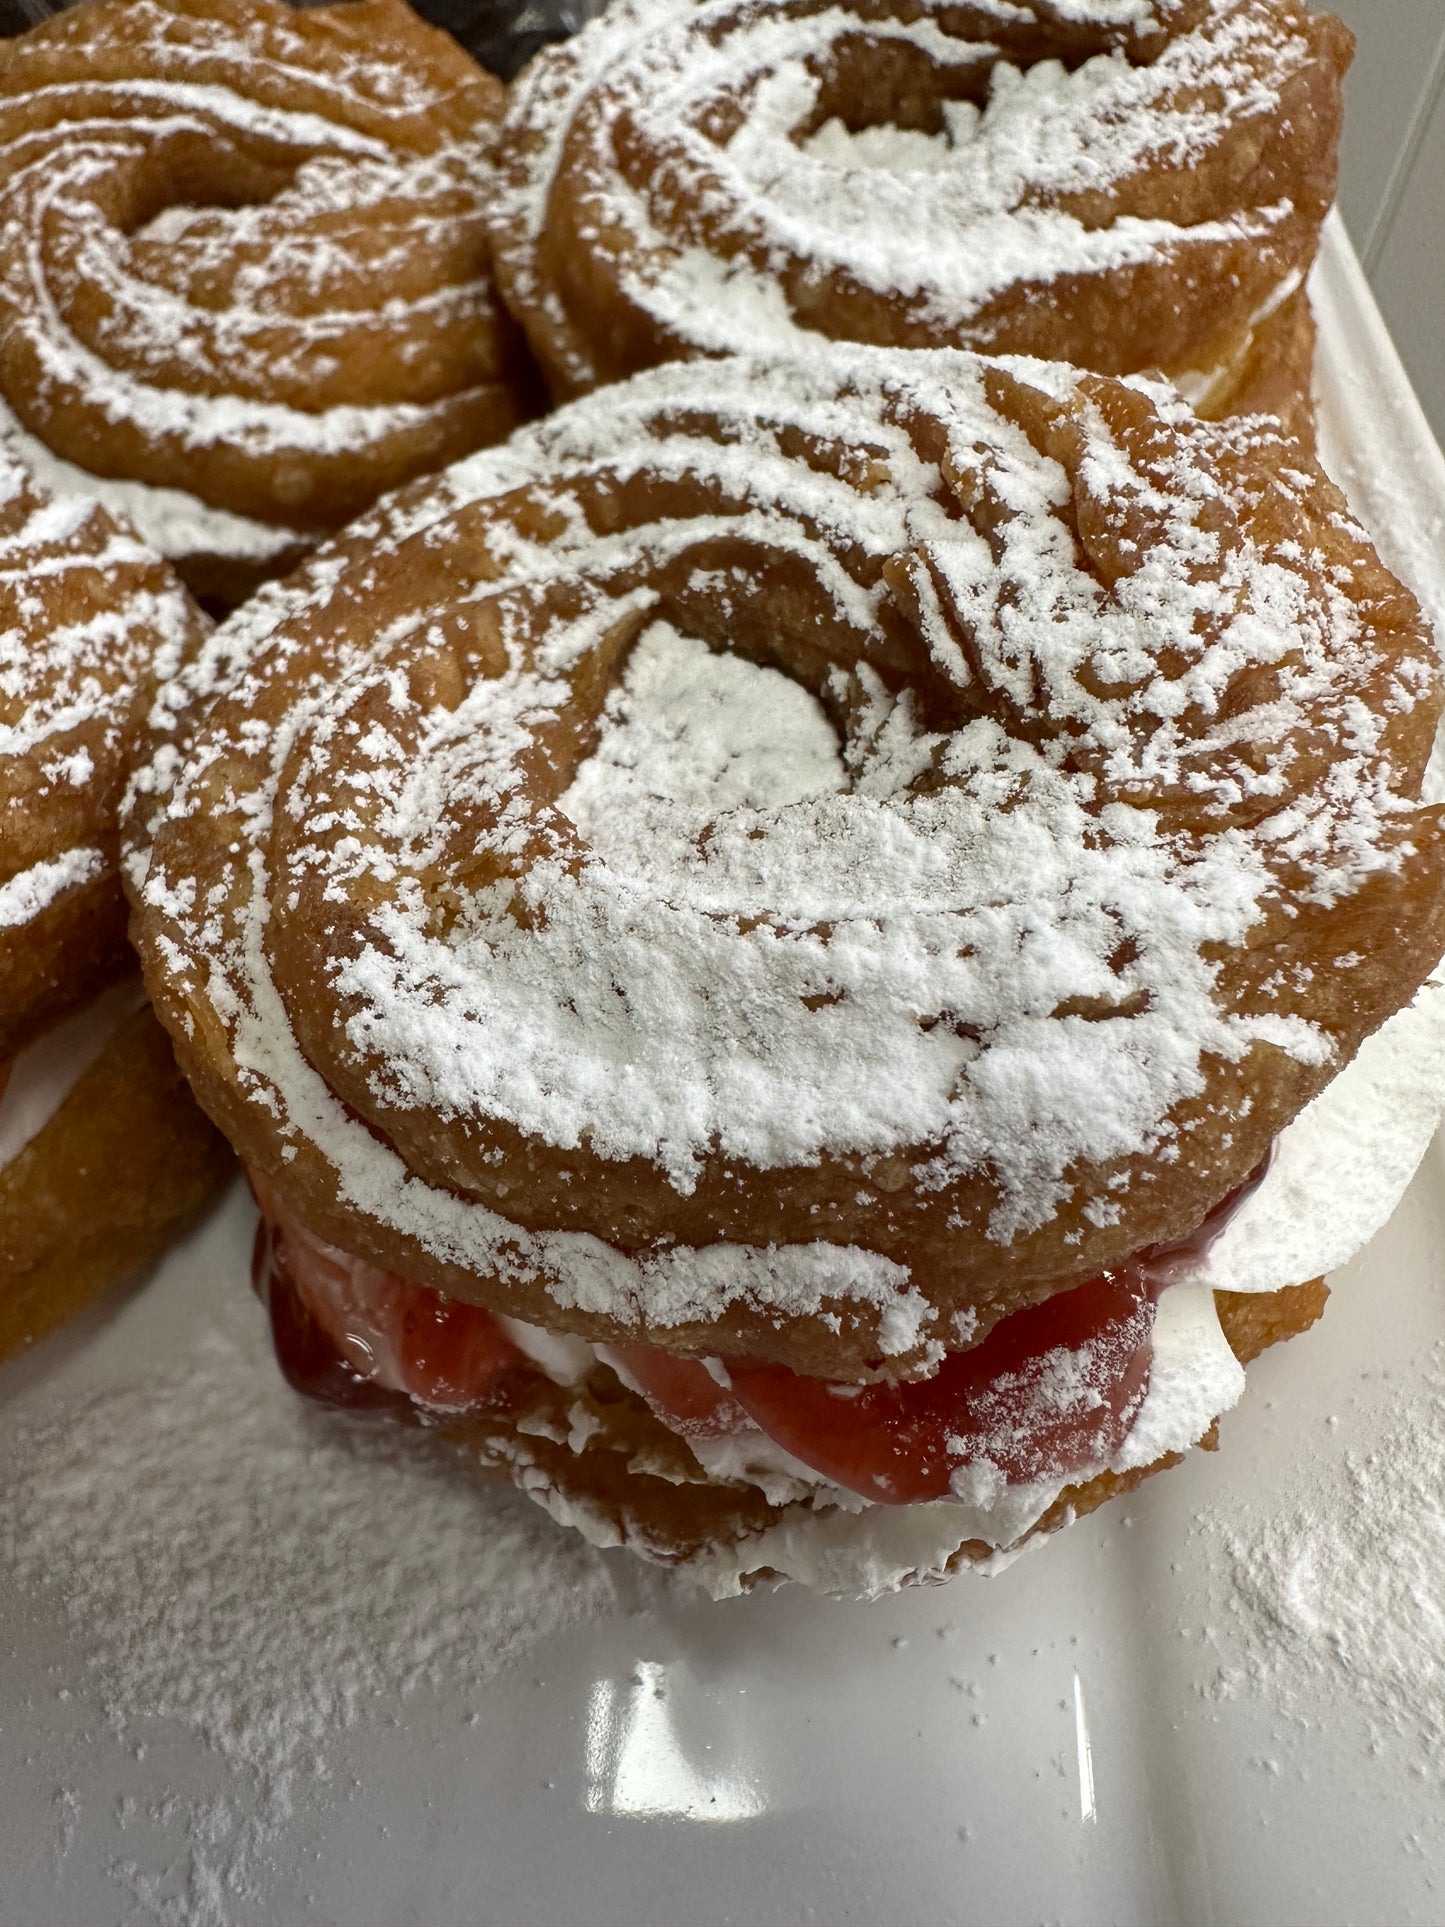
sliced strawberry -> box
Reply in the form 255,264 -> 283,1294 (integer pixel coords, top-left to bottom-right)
597,1342 -> 752,1438
721,1268 -> 1156,1504
253,1212 -> 408,1414
248,1170 -> 1188,1498
384,1283 -> 526,1410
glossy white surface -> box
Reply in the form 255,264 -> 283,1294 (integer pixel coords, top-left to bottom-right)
2,226 -> 1444,1927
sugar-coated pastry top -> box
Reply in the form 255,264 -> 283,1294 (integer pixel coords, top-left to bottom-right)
0,0 -> 536,593
491,0 -> 1349,405
124,348 -> 1444,1377
0,447 -> 205,1057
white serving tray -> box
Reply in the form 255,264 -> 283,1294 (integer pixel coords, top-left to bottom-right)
3,218 -> 1444,1927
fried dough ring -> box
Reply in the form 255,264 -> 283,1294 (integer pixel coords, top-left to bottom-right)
126,351 -> 1445,1381
491,0 -> 1350,436
0,445 -> 206,1059
0,0 -> 538,600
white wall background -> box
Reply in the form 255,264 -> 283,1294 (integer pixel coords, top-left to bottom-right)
1330,2 -> 1445,440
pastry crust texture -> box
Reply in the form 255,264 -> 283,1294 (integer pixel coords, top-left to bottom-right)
490,0 -> 1350,435
0,0 -> 539,600
0,444 -> 206,1058
0,1003 -> 233,1364
0,447 -> 230,1355
125,349 -> 1445,1383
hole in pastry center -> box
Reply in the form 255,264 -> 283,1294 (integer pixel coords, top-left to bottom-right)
799,97 -> 984,172
784,39 -> 994,156
556,620 -> 846,865
122,150 -> 296,241
788,40 -> 1125,172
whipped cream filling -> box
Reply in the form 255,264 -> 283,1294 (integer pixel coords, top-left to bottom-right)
493,1314 -> 595,1387
1170,975 -> 1445,1298
0,396 -> 306,565
495,1279 -> 1237,1577
0,976 -> 146,1170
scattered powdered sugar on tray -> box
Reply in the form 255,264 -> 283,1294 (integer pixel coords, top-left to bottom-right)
1199,1344 -> 1445,1768
0,1212 -> 616,1923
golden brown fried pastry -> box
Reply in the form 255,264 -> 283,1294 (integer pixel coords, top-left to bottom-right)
0,445 -> 207,1057
490,0 -> 1349,437
0,998 -> 232,1363
124,350 -> 1445,1383
0,0 -> 538,602
0,450 -> 229,1356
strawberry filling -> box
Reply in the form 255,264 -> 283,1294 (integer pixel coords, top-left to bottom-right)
250,1194 -> 527,1414
249,1161 -> 1266,1504
727,1267 -> 1152,1500
593,1267 -> 1154,1501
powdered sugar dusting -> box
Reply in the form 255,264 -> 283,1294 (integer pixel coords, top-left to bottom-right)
711,24 -> 1279,310
0,844 -> 103,927
1201,1343 -> 1445,1768
0,442 -> 198,768
131,347 -> 1438,1348
0,440 -> 203,1033
229,945 -> 937,1350
492,0 -> 1334,389
558,619 -> 848,860
308,364 -> 1382,1195
0,394 -> 304,566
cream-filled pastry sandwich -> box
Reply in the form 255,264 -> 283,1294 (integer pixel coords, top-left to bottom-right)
124,350 -> 1445,1593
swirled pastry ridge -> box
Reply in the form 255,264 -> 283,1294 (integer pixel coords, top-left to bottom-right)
492,0 -> 1348,432
0,444 -> 206,1056
125,348 -> 1445,1383
0,0 -> 537,601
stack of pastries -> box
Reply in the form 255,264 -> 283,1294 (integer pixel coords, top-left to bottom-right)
4,0 -> 1442,1597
